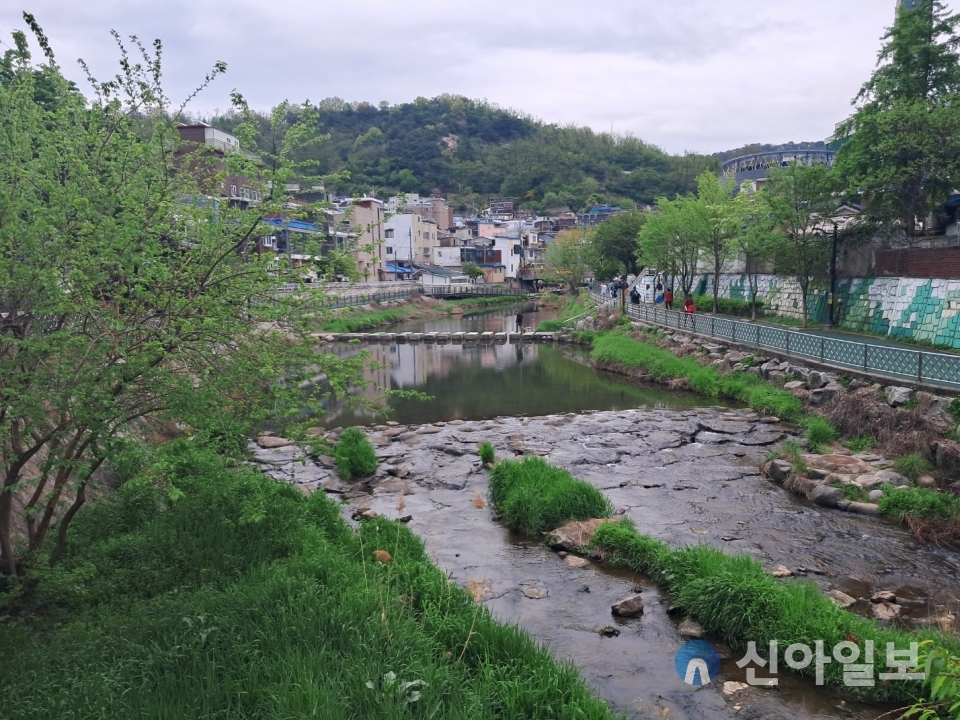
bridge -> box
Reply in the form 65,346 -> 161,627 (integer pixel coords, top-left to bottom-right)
315,330 -> 563,345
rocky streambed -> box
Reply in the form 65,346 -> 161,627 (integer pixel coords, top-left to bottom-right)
252,408 -> 960,719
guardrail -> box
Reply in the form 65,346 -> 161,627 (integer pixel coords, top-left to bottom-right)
422,285 -> 526,298
590,291 -> 960,389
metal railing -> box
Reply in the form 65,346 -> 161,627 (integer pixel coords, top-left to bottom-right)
590,292 -> 960,389
422,285 -> 526,298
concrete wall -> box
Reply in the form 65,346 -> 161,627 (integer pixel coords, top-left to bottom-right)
696,273 -> 960,349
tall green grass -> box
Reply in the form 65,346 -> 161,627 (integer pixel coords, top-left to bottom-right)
485,453 -> 960,705
878,485 -> 960,520
591,332 -> 802,420
489,457 -> 612,535
1,444 -> 616,720
804,415 -> 838,450
334,427 -> 379,478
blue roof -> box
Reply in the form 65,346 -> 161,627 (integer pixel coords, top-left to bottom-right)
261,217 -> 320,233
385,263 -> 414,274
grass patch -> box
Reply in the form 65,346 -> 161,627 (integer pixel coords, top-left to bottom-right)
535,319 -> 563,332
782,441 -> 809,476
1,444 -> 615,719
878,485 -> 960,521
892,453 -> 933,482
843,435 -> 876,453
478,441 -> 495,465
485,452 -> 959,705
804,415 -> 837,451
334,427 -> 378,478
317,296 -> 526,332
489,457 -> 612,536
829,481 -> 863,502
692,295 -> 764,317
591,332 -> 802,421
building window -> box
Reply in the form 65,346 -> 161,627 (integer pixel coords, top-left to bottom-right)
230,185 -> 237,196
423,248 -> 429,256
386,246 -> 394,255
385,229 -> 394,239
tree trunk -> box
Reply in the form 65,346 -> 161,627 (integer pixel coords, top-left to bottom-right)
713,258 -> 721,314
799,281 -> 810,329
0,489 -> 17,578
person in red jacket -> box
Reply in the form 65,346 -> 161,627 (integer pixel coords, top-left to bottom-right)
664,287 -> 674,310
682,294 -> 695,326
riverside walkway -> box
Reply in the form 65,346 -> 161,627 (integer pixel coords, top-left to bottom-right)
593,291 -> 960,390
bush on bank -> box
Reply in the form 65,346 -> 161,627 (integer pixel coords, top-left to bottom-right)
1,444 -> 616,719
591,332 -> 802,421
485,453 -> 960,705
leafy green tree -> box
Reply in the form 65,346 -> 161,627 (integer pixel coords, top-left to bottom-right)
638,195 -> 703,296
462,262 -> 483,282
544,229 -> 591,295
0,21 -> 367,578
836,0 -> 960,238
589,211 -> 646,276
687,172 -> 738,314
733,183 -> 778,321
764,163 -> 838,328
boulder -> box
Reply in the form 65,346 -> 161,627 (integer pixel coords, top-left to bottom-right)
843,501 -> 881,516
809,383 -> 842,406
885,386 -> 915,408
876,469 -> 910,487
764,459 -> 792,482
806,371 -> 827,390
917,475 -> 937,489
546,518 -> 612,552
784,380 -> 807,392
868,489 -> 885,502
872,590 -> 897,603
703,344 -> 726,354
873,602 -> 901,622
679,618 -> 705,639
760,361 -> 781,379
257,435 -> 294,449
767,371 -> 787,385
811,484 -> 846,507
772,565 -> 793,577
564,555 -> 591,568
806,454 -> 874,475
916,392 -> 956,433
611,594 -> 645,617
827,590 -> 857,609
848,379 -> 871,391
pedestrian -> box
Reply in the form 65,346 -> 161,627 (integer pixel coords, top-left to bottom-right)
664,287 -> 673,310
600,282 -> 607,297
656,279 -> 663,294
682,294 -> 695,326
630,287 -> 640,304
516,310 -> 524,333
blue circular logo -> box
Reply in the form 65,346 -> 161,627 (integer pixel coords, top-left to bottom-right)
675,640 -> 721,686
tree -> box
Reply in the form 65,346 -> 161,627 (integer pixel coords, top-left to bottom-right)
589,211 -> 646,276
637,195 -> 704,296
687,172 -> 737,313
836,0 -> 960,238
764,163 -> 838,328
462,262 -> 483,282
544,229 -> 591,295
0,21 -> 366,579
732,183 -> 777,321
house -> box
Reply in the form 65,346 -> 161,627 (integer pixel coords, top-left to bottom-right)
383,213 -> 437,266
175,123 -> 262,211
419,266 -> 470,286
488,197 -> 515,219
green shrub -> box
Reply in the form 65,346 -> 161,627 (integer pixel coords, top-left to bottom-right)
892,453 -> 934,481
535,319 -> 563,332
692,295 -> 764,317
829,481 -> 863,501
804,416 -> 837,451
783,441 -> 809,476
478,441 -> 496,464
879,486 -> 960,520
334,427 -> 378,479
949,397 -> 960,424
489,457 -> 611,535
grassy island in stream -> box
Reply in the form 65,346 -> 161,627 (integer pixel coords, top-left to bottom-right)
0,444 -> 616,720
487,457 -> 960,707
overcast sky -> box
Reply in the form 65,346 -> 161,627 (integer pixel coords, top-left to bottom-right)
0,1 -> 937,154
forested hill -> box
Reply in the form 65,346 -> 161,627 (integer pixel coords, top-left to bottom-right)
207,95 -> 716,213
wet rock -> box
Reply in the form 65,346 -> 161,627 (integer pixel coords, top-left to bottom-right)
868,489 -> 885,502
598,626 -> 620,637
723,681 -> 749,696
806,468 -> 830,480
564,555 -> 590,568
697,419 -> 754,435
763,459 -> 792,482
885,386 -> 915,408
546,518 -> 612,552
440,446 -> 465,457
353,509 -> 378,520
827,590 -> 857,608
811,484 -> 846,507
760,361 -> 781,379
523,587 -> 549,600
679,618 -> 705,639
873,602 -> 902,622
857,469 -> 909,489
806,454 -> 874,475
611,594 -> 644,617
843,501 -> 881,516
872,590 -> 897,603
772,565 -> 793,578
417,425 -> 443,435
257,435 -> 294,449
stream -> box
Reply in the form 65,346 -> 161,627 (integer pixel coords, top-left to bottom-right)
287,305 -> 960,719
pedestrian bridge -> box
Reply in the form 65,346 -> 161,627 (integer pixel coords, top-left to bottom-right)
314,330 -> 564,345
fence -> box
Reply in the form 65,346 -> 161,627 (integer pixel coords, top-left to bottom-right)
422,285 -> 525,298
590,292 -> 960,389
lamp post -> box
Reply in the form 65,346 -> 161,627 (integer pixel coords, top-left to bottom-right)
826,221 -> 838,328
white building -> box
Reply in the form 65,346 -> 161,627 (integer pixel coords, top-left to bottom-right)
431,246 -> 463,267
419,266 -> 470,286
383,213 -> 437,265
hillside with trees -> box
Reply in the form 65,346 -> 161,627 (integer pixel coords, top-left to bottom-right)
206,95 -> 717,213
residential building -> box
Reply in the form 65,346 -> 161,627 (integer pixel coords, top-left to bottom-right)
419,266 -> 470,286
176,123 -> 263,210
383,213 -> 437,265
488,197 -> 515,219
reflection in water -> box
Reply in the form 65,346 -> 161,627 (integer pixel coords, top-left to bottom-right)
319,340 -> 730,428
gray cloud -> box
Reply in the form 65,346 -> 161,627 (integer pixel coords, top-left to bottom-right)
0,1 -> 935,153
